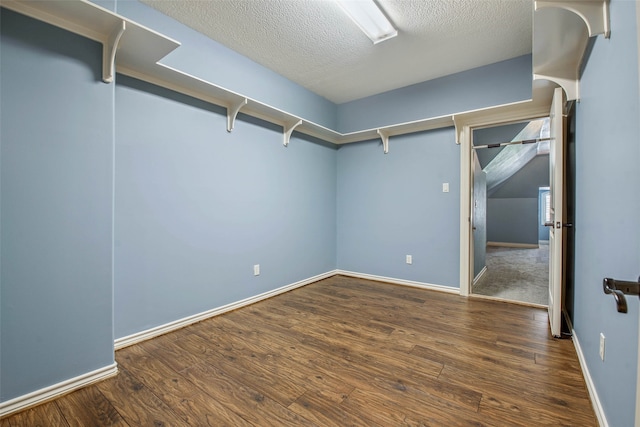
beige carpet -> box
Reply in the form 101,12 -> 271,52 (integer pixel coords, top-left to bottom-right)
473,245 -> 549,306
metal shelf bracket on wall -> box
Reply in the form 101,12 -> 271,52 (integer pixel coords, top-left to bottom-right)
283,120 -> 303,147
227,97 -> 248,132
377,129 -> 390,154
452,115 -> 462,145
103,20 -> 126,83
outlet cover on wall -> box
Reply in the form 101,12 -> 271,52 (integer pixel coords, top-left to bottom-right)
442,183 -> 449,193
406,255 -> 412,264
253,264 -> 260,276
599,333 -> 605,361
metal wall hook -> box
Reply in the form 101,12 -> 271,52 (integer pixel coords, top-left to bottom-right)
603,276 -> 640,313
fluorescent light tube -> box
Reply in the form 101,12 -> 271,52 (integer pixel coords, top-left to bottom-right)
336,0 -> 397,44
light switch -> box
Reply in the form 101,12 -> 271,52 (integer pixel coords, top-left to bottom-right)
442,183 -> 449,193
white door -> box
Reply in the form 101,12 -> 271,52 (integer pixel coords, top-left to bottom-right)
637,311 -> 640,426
548,87 -> 565,338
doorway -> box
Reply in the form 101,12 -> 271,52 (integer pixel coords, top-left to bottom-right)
469,118 -> 551,306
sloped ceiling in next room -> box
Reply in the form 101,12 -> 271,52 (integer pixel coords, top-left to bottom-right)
477,118 -> 550,196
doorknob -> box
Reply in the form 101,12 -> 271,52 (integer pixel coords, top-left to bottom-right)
603,276 -> 640,313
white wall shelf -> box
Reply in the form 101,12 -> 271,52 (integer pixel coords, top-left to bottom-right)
1,0 -> 181,80
1,0 -> 609,151
533,0 -> 610,101
536,0 -> 610,38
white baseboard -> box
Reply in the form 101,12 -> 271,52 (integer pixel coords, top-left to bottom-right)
115,268 -> 458,351
336,270 -> 459,294
572,330 -> 608,427
473,266 -> 488,286
114,270 -> 338,350
487,241 -> 539,248
0,363 -> 118,418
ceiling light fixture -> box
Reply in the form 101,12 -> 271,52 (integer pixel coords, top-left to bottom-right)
336,0 -> 397,44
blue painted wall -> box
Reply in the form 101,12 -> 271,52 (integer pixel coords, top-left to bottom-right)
573,1 -> 640,425
336,129 -> 460,288
486,198 -> 539,245
116,0 -> 337,130
485,155 -> 549,245
337,55 -> 533,133
114,77 -> 337,338
0,10 -> 115,401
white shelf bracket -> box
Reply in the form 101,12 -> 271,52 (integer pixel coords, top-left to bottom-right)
453,115 -> 463,145
535,0 -> 610,38
534,73 -> 580,101
283,120 -> 303,147
102,20 -> 126,83
226,98 -> 248,132
377,129 -> 390,154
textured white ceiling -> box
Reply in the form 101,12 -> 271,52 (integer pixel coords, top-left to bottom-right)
140,0 -> 533,104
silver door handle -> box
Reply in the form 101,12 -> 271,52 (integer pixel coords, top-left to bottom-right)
603,276 -> 640,313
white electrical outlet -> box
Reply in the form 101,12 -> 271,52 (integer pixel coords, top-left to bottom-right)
406,255 -> 412,265
442,183 -> 450,193
253,264 -> 260,276
599,333 -> 605,361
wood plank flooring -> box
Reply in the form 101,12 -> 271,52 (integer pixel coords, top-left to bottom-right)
1,275 -> 597,426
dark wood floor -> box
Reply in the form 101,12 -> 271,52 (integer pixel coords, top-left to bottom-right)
1,275 -> 597,426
